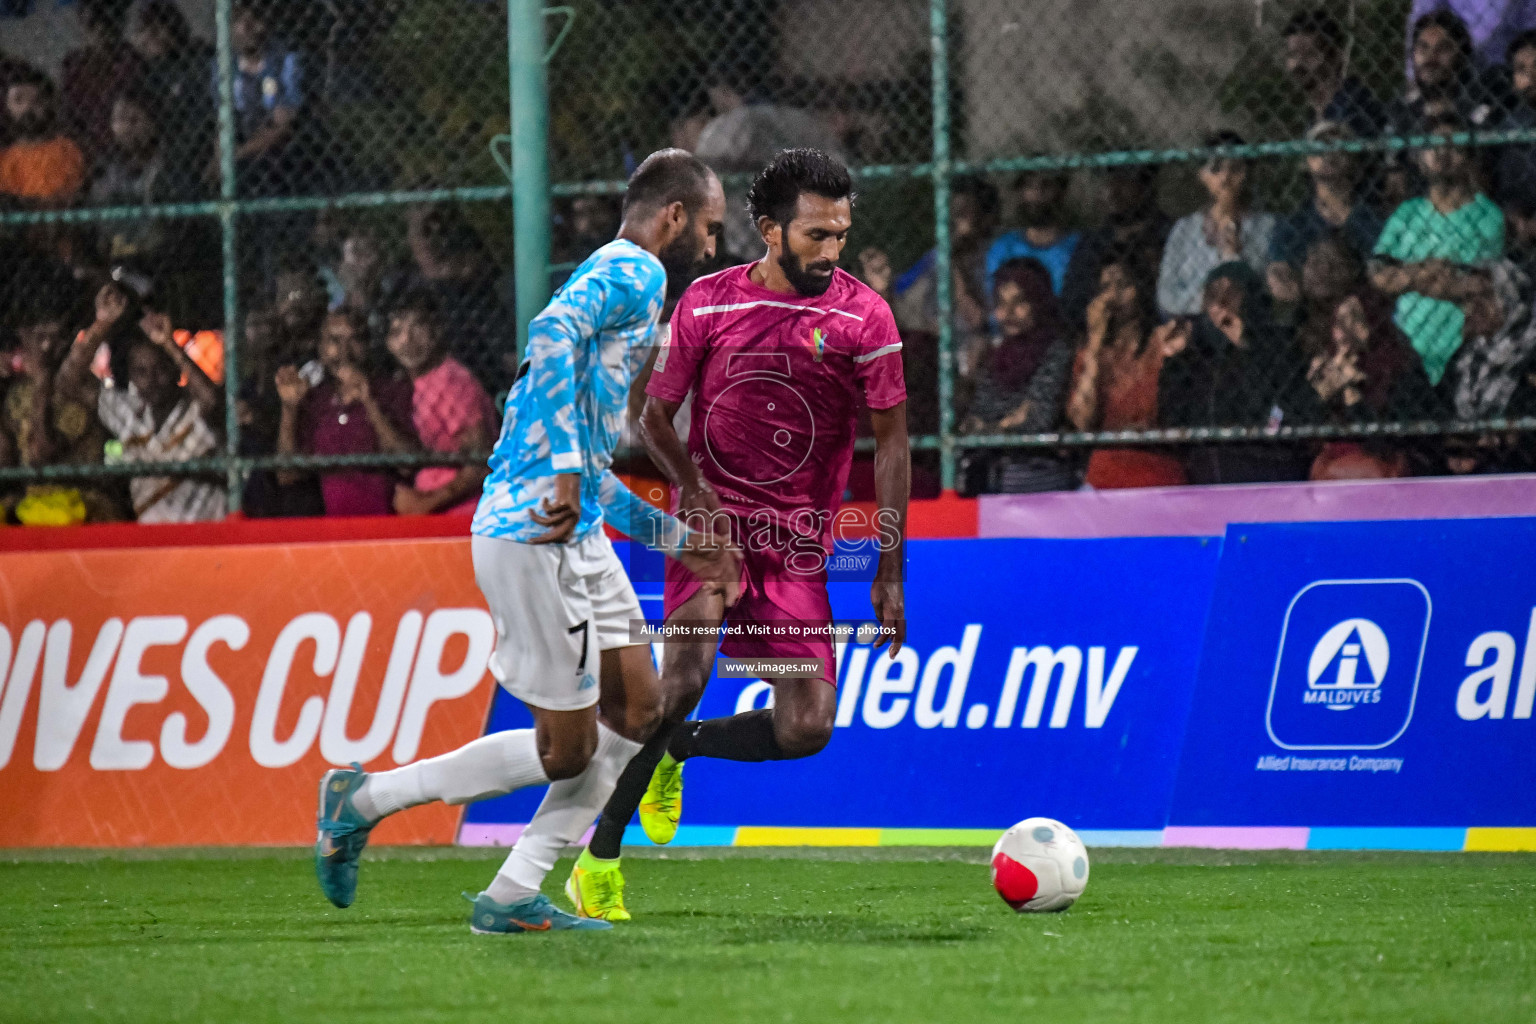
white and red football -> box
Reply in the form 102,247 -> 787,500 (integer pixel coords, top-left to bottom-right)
990,817 -> 1090,913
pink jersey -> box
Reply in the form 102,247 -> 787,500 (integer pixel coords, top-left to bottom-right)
646,262 -> 906,551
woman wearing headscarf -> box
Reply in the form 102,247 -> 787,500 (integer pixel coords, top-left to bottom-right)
1292,231 -> 1368,359
1158,262 -> 1319,483
957,257 -> 1077,493
1439,260 -> 1536,472
1307,286 -> 1441,479
1444,261 -> 1536,418
1065,255 -> 1191,488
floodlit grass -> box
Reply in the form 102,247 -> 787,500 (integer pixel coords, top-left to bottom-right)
1,846 -> 1532,1023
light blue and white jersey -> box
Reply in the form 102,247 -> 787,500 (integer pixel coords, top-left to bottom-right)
473,238 -> 682,548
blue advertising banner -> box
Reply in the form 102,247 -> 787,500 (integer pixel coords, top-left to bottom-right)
464,535 -> 1222,836
1169,517 -> 1536,830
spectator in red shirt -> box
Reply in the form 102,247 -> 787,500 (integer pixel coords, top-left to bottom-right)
1065,258 -> 1192,488
274,308 -> 417,516
0,70 -> 86,205
383,289 -> 495,515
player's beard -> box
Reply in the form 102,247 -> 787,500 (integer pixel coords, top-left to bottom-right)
778,247 -> 836,297
658,223 -> 707,297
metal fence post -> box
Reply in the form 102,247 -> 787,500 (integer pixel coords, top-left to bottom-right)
214,0 -> 242,512
930,0 -> 955,492
509,0 -> 553,360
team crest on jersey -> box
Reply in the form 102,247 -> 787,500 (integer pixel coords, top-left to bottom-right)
808,327 -> 827,362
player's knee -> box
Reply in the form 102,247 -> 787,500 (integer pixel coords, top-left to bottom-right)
539,736 -> 596,780
775,709 -> 834,758
660,679 -> 706,724
621,694 -> 664,742
659,661 -> 710,722
678,650 -> 716,690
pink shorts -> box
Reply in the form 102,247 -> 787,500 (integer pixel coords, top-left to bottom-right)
664,546 -> 836,686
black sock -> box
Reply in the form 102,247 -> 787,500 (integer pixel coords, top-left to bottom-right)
666,719 -> 703,761
587,729 -> 672,860
669,709 -> 786,763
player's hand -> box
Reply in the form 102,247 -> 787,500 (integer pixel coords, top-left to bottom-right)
678,477 -> 723,529
529,472 -> 580,544
870,579 -> 905,656
677,531 -> 743,608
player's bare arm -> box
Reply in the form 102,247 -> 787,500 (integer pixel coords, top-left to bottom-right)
528,472 -> 581,544
639,394 -> 722,520
637,394 -> 738,599
869,400 -> 910,655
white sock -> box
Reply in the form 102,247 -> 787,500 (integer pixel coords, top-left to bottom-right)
486,723 -> 642,905
353,729 -> 549,821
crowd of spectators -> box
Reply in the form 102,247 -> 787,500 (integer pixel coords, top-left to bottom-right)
856,6 -> 1536,493
0,0 -> 517,524
4,2 -> 1536,523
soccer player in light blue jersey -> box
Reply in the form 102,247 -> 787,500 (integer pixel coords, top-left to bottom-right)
313,150 -> 738,934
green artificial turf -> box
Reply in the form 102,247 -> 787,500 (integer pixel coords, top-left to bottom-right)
1,847 -> 1532,1023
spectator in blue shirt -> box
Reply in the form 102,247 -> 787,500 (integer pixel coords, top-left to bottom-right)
208,0 -> 304,195
985,171 -> 1080,297
1267,121 -> 1384,308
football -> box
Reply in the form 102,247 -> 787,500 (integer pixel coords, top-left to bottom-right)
991,817 -> 1090,913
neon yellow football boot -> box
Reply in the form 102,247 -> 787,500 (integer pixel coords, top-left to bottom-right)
639,752 -> 684,845
564,848 -> 631,922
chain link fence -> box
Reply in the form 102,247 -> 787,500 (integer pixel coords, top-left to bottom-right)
1,0 -> 1534,524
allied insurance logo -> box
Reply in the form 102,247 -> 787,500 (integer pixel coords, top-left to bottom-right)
1305,618 -> 1390,710
1265,579 -> 1432,750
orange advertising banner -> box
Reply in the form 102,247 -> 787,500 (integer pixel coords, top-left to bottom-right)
0,538 -> 497,847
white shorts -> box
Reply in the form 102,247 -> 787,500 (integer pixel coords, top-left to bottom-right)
471,530 -> 644,711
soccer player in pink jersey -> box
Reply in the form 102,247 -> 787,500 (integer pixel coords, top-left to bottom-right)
566,149 -> 910,921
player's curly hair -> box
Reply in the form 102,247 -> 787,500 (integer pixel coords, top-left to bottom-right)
747,148 -> 855,228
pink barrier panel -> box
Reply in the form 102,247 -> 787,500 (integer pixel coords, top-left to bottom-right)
457,823 -> 596,848
978,474 -> 1536,539
1162,827 -> 1311,850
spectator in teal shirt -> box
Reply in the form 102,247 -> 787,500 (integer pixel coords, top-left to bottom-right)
1371,115 -> 1505,384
